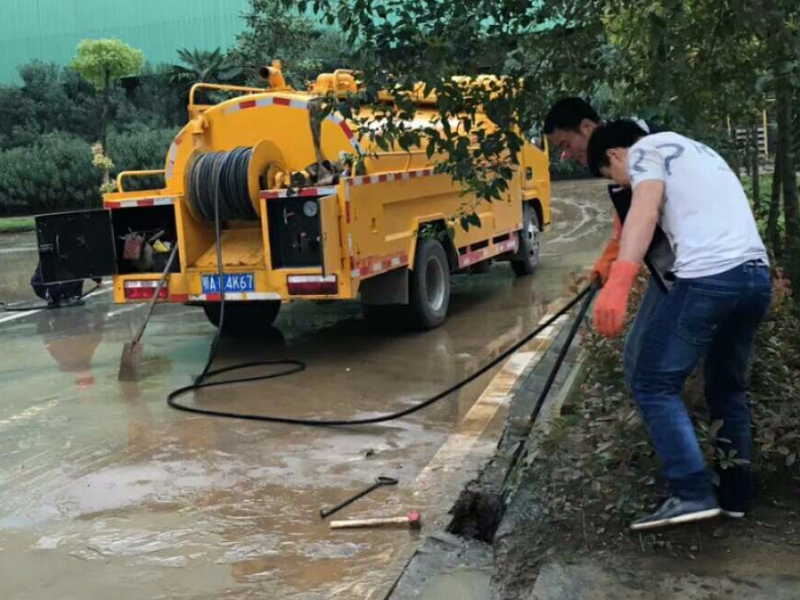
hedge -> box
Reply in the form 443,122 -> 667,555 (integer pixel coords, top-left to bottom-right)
0,127 -> 177,215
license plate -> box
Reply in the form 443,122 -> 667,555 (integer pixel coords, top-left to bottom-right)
201,273 -> 255,294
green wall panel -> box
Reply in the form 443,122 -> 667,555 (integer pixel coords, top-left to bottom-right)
0,0 -> 251,82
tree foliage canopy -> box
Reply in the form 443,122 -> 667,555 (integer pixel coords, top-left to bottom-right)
70,38 -> 145,91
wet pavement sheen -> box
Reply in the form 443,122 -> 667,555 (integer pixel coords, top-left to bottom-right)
0,180 -> 611,599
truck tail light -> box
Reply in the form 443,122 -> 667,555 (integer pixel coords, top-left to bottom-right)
287,274 -> 337,295
124,280 -> 168,300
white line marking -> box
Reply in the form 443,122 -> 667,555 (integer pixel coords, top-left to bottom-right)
0,247 -> 37,254
0,287 -> 111,325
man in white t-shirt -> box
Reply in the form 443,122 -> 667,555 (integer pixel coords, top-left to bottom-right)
586,120 -> 772,531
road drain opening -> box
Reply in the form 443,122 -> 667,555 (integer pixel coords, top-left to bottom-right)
447,485 -> 503,543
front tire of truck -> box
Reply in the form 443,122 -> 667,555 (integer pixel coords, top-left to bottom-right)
510,202 -> 541,276
202,301 -> 281,336
408,237 -> 451,330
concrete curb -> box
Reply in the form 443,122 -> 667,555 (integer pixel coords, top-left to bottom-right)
387,299 -> 591,599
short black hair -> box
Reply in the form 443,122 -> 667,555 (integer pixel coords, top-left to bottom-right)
587,119 -> 648,177
543,97 -> 600,134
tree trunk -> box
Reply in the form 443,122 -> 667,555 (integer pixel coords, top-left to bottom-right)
767,147 -> 782,256
101,69 -> 110,152
730,140 -> 742,179
750,121 -> 761,214
776,76 -> 800,284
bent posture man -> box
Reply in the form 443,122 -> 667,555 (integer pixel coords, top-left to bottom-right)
588,120 -> 771,530
544,98 -> 670,386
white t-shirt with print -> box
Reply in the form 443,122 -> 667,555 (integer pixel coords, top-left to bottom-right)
628,131 -> 768,278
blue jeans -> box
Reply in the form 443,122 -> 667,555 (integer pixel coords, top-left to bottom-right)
629,261 -> 772,501
624,277 -> 666,388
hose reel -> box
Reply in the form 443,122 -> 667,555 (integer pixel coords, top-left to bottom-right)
187,140 -> 290,223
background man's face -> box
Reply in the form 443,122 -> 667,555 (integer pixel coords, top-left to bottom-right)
546,119 -> 597,166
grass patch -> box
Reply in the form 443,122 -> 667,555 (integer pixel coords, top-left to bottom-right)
0,216 -> 35,233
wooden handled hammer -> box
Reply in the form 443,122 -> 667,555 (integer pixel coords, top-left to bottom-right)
329,511 -> 421,530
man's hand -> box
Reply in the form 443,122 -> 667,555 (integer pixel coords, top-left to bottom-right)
592,237 -> 620,284
593,260 -> 640,337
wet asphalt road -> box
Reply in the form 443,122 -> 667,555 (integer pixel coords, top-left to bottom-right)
0,180 -> 611,599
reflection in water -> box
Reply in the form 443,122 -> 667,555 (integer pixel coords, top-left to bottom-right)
37,308 -> 106,388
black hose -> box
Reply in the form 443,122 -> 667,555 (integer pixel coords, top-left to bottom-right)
189,148 -> 258,222
167,285 -> 597,426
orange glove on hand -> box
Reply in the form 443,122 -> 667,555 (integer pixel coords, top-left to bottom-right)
591,237 -> 621,284
593,260 -> 640,337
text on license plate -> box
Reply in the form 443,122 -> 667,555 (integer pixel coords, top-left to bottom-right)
202,273 -> 255,294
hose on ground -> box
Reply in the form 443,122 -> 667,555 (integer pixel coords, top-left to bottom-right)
166,283 -> 598,426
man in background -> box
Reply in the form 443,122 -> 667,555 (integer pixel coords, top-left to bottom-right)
543,98 -> 670,386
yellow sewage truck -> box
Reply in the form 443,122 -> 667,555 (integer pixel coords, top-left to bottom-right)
35,65 -> 551,332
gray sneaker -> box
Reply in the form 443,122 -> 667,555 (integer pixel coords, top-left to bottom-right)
631,496 -> 721,531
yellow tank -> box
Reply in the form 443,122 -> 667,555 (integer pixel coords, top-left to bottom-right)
100,64 -> 552,331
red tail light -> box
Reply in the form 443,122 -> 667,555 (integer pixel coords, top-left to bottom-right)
287,275 -> 338,295
124,280 -> 168,300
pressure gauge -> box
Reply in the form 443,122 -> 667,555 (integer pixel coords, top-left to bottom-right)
303,200 -> 319,218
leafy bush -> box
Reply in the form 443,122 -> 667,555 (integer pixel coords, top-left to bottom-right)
750,269 -> 800,471
0,61 -> 98,151
0,132 -> 99,214
107,126 -> 178,191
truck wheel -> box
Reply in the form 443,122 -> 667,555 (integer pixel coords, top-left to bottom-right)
408,238 -> 451,329
202,301 -> 281,335
511,202 -> 541,276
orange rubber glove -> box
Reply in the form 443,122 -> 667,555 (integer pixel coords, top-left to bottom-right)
591,216 -> 622,284
592,237 -> 620,284
593,260 -> 640,337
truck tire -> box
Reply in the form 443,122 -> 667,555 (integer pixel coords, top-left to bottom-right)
202,301 -> 281,335
408,237 -> 451,329
511,202 -> 541,276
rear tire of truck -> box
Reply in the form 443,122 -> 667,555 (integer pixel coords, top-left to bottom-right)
202,301 -> 281,336
511,202 -> 541,276
407,238 -> 451,329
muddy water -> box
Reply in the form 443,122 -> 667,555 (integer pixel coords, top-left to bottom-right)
0,180 -> 612,599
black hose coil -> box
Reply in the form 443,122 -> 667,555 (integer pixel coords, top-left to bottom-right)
189,147 -> 258,222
